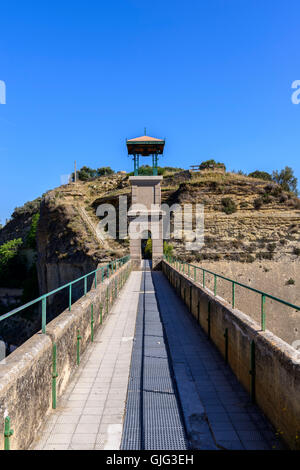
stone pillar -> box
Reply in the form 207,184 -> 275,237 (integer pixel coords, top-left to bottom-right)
128,176 -> 164,270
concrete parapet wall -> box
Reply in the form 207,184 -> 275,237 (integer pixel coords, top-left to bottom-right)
0,261 -> 131,450
162,260 -> 300,449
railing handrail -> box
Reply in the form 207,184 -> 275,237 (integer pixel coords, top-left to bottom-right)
0,255 -> 130,328
164,255 -> 300,332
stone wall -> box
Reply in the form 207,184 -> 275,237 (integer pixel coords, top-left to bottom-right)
0,261 -> 131,450
162,260 -> 300,449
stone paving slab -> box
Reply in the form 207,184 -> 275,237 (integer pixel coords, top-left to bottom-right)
31,271 -> 142,450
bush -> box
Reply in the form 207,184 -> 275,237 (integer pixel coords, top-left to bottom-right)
267,243 -> 276,252
248,170 -> 272,181
144,239 -> 152,258
72,166 -> 115,181
163,241 -> 173,257
0,238 -> 23,268
293,247 -> 300,256
254,198 -> 263,210
200,159 -> 226,171
221,197 -> 237,214
0,238 -> 27,288
286,278 -> 295,285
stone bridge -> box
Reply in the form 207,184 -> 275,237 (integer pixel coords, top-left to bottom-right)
0,258 -> 299,450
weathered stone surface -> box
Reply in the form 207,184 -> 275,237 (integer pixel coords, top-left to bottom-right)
0,262 -> 131,450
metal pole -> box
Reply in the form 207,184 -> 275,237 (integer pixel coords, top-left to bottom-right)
4,417 -> 13,450
42,297 -> 46,334
261,294 -> 266,331
69,284 -> 72,311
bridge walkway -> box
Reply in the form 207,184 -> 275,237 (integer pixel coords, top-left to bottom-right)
32,262 -> 281,450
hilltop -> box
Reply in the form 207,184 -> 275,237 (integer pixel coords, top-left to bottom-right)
0,167 -> 300,349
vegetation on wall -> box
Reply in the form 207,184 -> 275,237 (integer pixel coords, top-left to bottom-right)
221,197 -> 237,214
26,213 -> 40,249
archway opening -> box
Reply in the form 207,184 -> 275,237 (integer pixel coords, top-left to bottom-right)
141,230 -> 152,259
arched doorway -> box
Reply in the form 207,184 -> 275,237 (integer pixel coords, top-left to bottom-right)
141,230 -> 152,259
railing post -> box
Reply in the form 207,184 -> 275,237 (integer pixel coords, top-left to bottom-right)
84,276 -> 87,296
194,266 -> 196,282
249,340 -> 256,403
101,267 -> 104,283
261,294 -> 266,331
52,343 -> 58,409
69,284 -> 72,311
203,270 -> 205,289
77,330 -> 82,365
42,297 -> 46,334
214,274 -> 217,296
94,272 -> 97,289
232,281 -> 235,308
4,417 -> 13,450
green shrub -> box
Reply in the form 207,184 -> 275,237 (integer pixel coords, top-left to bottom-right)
144,239 -> 152,258
221,197 -> 237,214
248,170 -> 272,181
254,198 -> 263,210
26,213 -> 40,248
293,247 -> 300,256
0,238 -> 23,268
163,241 -> 173,257
286,278 -> 295,285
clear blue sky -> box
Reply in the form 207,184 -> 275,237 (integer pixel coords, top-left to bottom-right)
1,0 -> 300,223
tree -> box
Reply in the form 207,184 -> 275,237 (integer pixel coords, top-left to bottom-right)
272,166 -> 298,195
0,238 -> 23,268
248,170 -> 272,181
97,167 -> 114,176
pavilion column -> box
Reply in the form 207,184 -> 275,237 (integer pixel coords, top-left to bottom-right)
134,154 -> 140,176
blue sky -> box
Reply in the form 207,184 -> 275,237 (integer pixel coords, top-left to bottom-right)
0,0 -> 300,223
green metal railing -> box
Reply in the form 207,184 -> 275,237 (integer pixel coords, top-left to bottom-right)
0,255 -> 130,335
1,254 -> 131,450
164,255 -> 300,332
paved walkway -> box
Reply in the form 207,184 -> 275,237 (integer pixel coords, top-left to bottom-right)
32,265 -> 282,451
32,271 -> 142,450
121,268 -> 188,450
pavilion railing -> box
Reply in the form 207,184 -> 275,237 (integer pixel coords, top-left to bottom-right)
164,255 -> 300,332
0,255 -> 130,335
